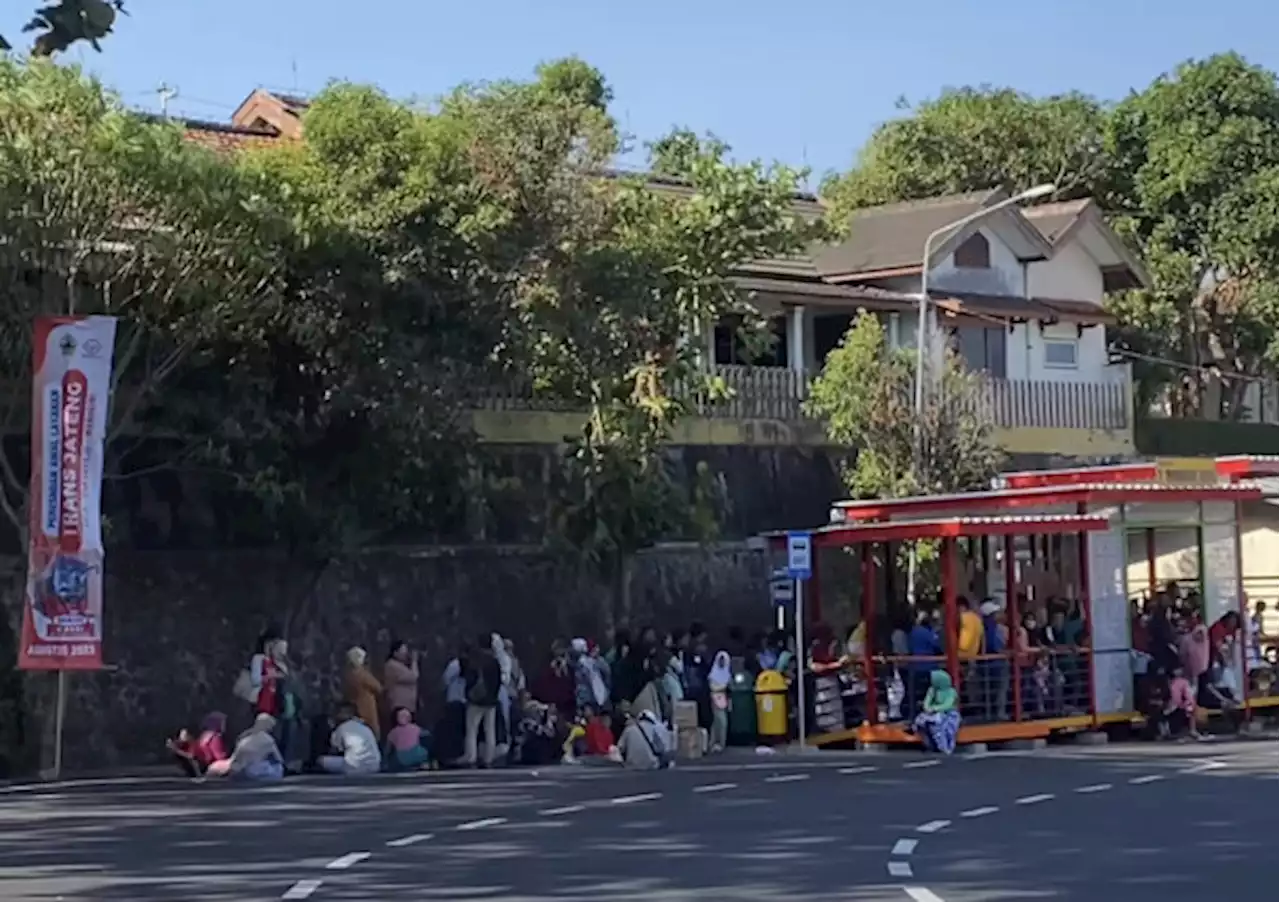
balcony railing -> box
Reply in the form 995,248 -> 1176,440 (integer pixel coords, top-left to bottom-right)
479,364 -> 1132,432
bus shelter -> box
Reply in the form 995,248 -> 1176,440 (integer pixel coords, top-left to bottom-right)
767,473 -> 1263,747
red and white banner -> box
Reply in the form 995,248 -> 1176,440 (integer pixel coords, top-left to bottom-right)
19,316 -> 117,671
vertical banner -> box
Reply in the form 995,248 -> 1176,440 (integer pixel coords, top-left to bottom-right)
19,316 -> 117,671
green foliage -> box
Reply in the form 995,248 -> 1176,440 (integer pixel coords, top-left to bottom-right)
1103,53 -> 1279,418
805,312 -> 1003,499
822,87 -> 1108,217
1,0 -> 124,55
0,58 -> 284,543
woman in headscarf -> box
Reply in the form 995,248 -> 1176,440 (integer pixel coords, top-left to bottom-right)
911,669 -> 960,755
383,639 -> 420,725
706,651 -> 732,753
344,646 -> 383,740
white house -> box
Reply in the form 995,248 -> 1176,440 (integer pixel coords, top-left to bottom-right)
716,188 -> 1151,451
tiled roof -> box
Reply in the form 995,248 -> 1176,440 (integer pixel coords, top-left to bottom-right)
176,118 -> 283,153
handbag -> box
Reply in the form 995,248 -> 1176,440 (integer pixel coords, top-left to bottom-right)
232,668 -> 260,704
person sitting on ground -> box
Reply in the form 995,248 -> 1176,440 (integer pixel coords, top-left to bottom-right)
911,669 -> 961,755
221,713 -> 285,781
167,712 -> 230,778
1165,665 -> 1199,740
383,706 -> 430,771
616,709 -> 673,770
513,690 -> 564,766
1198,661 -> 1243,733
319,703 -> 383,775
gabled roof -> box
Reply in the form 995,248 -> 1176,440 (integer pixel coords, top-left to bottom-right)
1023,198 -> 1149,290
812,188 -> 1054,282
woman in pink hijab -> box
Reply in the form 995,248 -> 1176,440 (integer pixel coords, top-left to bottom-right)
1179,614 -> 1212,695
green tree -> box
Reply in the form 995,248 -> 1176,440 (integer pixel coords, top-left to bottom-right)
1103,53 -> 1279,418
822,87 -> 1108,218
804,312 -> 1003,499
1,1 -> 124,56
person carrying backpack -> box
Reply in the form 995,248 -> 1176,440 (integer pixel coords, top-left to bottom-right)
462,632 -> 502,767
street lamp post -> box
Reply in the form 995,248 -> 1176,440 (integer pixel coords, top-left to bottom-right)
905,183 -> 1056,603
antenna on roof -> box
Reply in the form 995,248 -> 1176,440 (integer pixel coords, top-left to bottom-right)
156,83 -> 179,117
291,59 -> 300,93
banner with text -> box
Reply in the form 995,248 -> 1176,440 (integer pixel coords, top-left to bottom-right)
19,316 -> 117,671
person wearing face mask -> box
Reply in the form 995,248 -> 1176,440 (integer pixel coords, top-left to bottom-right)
1015,612 -> 1046,716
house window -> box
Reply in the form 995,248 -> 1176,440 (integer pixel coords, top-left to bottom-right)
953,232 -> 991,269
1044,339 -> 1079,369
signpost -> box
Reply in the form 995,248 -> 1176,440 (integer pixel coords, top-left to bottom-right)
786,531 -> 812,749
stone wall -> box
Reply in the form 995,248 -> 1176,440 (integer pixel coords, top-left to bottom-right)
44,542 -> 770,770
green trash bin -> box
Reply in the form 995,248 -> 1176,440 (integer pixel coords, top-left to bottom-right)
727,669 -> 757,745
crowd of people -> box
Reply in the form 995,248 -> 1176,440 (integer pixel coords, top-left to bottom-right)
1131,584 -> 1273,740
169,621 -> 758,780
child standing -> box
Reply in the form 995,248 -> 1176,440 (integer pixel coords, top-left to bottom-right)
707,651 -> 732,753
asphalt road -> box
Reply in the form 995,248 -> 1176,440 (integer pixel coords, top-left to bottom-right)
0,741 -> 1274,902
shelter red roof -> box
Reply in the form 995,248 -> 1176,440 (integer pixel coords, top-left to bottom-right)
993,462 -> 1159,489
829,482 -> 1263,524
765,513 -> 1111,548
1215,455 -> 1279,481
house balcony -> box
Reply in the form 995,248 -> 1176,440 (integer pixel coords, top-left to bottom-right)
475,364 -> 1135,457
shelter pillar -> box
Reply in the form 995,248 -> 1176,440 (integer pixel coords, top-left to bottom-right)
1005,533 -> 1021,721
861,543 -> 878,724
941,536 -> 960,686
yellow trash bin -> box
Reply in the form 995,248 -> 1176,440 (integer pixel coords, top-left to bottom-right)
754,670 -> 789,740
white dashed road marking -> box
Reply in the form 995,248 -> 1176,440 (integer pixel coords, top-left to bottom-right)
456,817 -> 508,831
764,773 -> 811,784
887,861 -> 914,878
891,838 -> 919,856
1181,760 -> 1227,774
385,833 -> 432,848
904,760 -> 940,769
539,804 -> 586,816
1075,783 -> 1112,794
693,782 -> 737,794
959,806 -> 999,818
1016,793 -> 1055,805
1129,774 -> 1163,785
839,766 -> 878,775
916,819 -> 951,834
325,852 -> 370,870
610,792 -> 663,805
281,879 -> 323,900
903,887 -> 946,902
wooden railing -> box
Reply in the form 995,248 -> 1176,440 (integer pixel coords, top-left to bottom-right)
477,365 -> 1132,431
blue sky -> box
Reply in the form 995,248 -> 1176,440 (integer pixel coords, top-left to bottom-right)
26,0 -> 1280,186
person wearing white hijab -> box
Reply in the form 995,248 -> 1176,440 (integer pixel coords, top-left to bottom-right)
707,651 -> 733,753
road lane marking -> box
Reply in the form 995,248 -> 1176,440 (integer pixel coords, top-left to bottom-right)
281,879 -> 323,900
1181,760 -> 1227,774
839,766 -> 878,775
891,838 -> 919,856
1075,783 -> 1112,794
887,861 -> 914,877
693,782 -> 737,793
903,887 -> 946,902
325,852 -> 370,870
385,833 -> 432,847
1016,793 -> 1055,805
904,760 -> 940,769
764,773 -> 811,783
1129,774 -> 1164,785
916,819 -> 951,833
539,804 -> 585,815
959,806 -> 998,818
610,792 -> 663,805
456,817 -> 508,830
